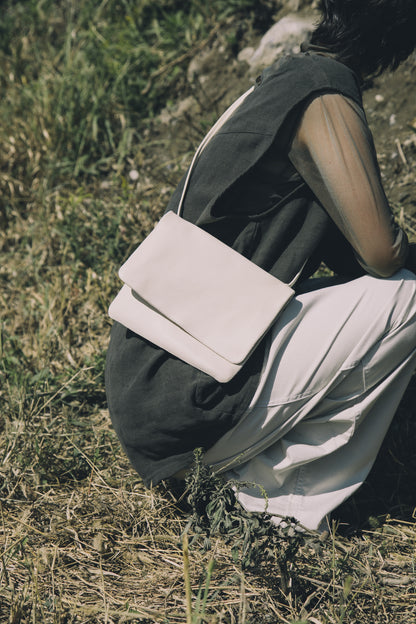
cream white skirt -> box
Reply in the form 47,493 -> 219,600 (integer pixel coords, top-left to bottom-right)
204,270 -> 416,530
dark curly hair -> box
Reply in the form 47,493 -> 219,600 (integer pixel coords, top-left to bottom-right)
310,0 -> 416,76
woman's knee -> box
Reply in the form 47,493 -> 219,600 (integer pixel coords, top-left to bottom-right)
354,269 -> 416,328
384,269 -> 416,326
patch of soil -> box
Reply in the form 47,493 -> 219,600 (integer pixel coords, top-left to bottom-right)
363,59 -> 416,221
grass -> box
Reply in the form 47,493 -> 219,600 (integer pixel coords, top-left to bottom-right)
1,0 -> 416,622
0,0 -> 277,207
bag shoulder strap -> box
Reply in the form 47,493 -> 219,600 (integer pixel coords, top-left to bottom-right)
174,86 -> 307,290
177,86 -> 254,217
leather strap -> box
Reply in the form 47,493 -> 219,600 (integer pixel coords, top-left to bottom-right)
177,86 -> 255,217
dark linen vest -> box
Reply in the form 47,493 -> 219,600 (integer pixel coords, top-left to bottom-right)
105,53 -> 364,486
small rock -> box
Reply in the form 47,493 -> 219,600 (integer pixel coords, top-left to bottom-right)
174,96 -> 196,117
159,96 -> 197,125
375,94 -> 385,103
238,46 -> 255,63
381,575 -> 411,587
159,108 -> 172,125
129,169 -> 139,181
241,14 -> 314,75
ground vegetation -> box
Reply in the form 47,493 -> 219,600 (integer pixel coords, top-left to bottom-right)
1,1 -> 416,622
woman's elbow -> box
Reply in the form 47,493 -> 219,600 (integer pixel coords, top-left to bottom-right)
358,249 -> 405,278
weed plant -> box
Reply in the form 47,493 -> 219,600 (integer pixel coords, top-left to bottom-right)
1,0 -> 416,622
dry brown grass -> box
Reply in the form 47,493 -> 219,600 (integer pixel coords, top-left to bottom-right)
1,1 -> 416,622
1,435 -> 416,623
